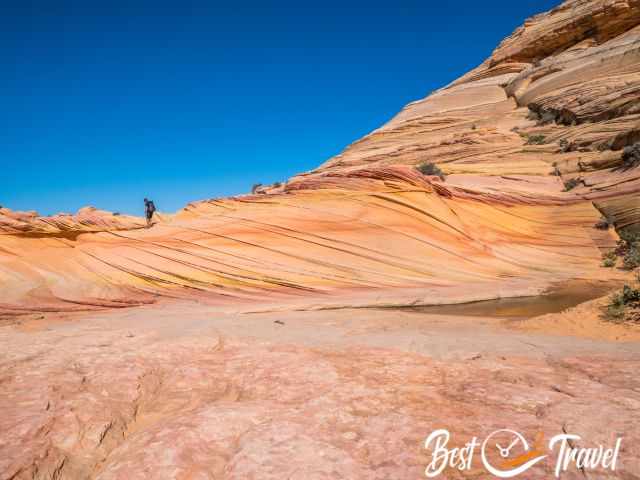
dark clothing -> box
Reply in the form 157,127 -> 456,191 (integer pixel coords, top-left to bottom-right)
144,200 -> 156,222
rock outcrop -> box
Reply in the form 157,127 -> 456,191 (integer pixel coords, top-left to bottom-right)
2,0 -> 639,314
2,1 -> 640,479
0,207 -> 145,236
0,172 -> 623,316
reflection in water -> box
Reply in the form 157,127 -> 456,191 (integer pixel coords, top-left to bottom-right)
392,282 -> 621,319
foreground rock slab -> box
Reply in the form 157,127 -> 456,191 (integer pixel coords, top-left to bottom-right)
1,0 -> 640,478
1,303 -> 640,479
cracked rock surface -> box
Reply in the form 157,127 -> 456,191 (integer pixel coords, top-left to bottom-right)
1,304 -> 640,479
1,0 -> 640,478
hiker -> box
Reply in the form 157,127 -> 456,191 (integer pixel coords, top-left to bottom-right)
144,198 -> 156,226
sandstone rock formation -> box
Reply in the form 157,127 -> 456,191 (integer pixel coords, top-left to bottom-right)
2,1 -> 638,315
2,304 -> 640,479
1,0 -> 640,478
0,206 -> 145,236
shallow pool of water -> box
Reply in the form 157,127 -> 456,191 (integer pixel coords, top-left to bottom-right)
388,281 -> 621,319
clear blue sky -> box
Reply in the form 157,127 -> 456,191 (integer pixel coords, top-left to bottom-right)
2,0 -> 559,215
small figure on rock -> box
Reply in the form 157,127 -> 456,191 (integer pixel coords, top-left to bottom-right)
144,198 -> 156,227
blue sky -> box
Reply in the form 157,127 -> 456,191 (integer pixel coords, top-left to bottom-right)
2,0 -> 559,215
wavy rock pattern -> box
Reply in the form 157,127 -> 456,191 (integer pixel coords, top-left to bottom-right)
0,167 -> 620,315
2,1 -> 640,478
2,1 -> 639,313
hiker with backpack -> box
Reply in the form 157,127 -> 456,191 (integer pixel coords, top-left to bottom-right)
144,198 -> 156,226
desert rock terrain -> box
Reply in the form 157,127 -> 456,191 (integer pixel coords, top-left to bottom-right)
1,0 -> 640,478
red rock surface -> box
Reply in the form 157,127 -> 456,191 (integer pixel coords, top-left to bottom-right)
2,305 -> 640,479
1,0 -> 640,478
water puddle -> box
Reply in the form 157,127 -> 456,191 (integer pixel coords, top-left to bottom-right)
389,281 -> 621,319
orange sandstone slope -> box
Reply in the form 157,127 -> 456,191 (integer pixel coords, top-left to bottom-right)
1,0 -> 639,315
